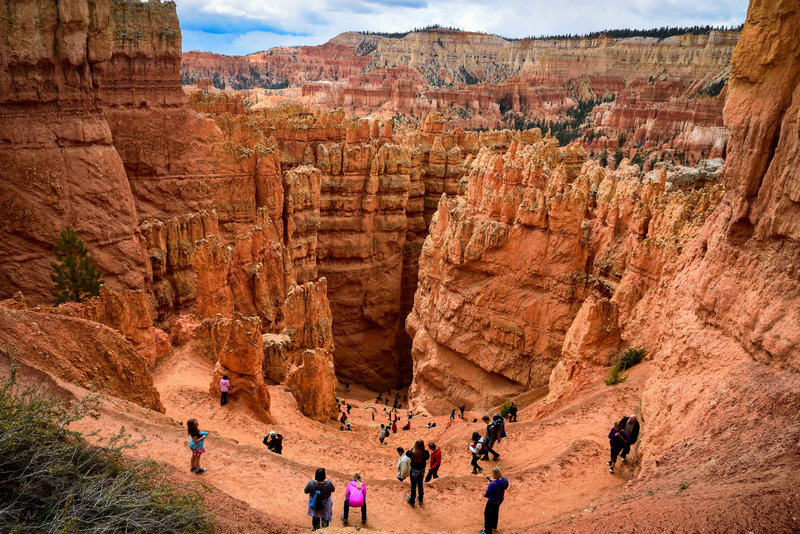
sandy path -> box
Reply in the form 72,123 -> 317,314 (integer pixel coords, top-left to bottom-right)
72,347 -> 650,533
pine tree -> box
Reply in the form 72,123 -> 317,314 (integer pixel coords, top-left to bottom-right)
50,226 -> 104,305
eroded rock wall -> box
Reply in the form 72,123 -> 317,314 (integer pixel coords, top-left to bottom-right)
407,136 -> 722,411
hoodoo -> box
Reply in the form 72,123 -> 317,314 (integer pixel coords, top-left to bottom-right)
0,0 -> 798,532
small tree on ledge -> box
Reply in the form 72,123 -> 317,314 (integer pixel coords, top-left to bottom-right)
50,226 -> 104,305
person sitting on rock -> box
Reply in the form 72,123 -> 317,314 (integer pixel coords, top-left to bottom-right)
345,422 -> 352,431
607,422 -> 630,473
402,421 -> 411,431
263,431 -> 283,455
618,414 -> 640,462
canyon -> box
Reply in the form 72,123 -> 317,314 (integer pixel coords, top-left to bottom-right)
182,26 -> 738,165
0,0 -> 798,532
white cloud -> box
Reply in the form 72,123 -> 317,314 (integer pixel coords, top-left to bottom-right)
176,0 -> 748,55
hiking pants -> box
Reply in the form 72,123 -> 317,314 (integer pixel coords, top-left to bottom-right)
482,443 -> 500,460
610,446 -> 623,463
484,502 -> 500,533
471,453 -> 482,470
621,442 -> 633,459
220,391 -> 227,406
410,470 -> 424,503
425,466 -> 439,482
342,499 -> 366,522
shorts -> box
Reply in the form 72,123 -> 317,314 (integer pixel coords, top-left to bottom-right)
192,447 -> 205,456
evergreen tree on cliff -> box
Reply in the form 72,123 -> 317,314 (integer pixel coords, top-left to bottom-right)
50,226 -> 104,305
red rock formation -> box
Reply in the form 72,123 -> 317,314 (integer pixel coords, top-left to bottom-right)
0,0 -> 147,304
407,139 -> 723,411
182,28 -> 738,155
0,304 -> 163,412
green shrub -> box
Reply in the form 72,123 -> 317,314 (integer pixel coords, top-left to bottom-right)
499,401 -> 511,418
0,356 -> 214,533
604,347 -> 646,386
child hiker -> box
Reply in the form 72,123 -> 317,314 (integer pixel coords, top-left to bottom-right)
219,374 -> 230,406
341,473 -> 367,526
187,418 -> 208,474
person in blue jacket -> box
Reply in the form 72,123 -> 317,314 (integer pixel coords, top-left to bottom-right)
607,421 -> 631,473
481,466 -> 508,534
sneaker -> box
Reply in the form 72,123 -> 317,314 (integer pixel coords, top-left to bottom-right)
195,468 -> 206,474
418,498 -> 423,505
406,496 -> 415,507
190,467 -> 196,472
609,467 -> 614,473
341,515 -> 347,525
470,468 -> 478,475
621,456 -> 627,462
606,461 -> 612,466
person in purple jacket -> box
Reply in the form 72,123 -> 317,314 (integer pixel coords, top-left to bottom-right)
607,421 -> 631,473
481,466 -> 508,534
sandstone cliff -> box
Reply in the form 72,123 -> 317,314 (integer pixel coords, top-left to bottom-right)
182,27 -> 738,159
407,137 -> 722,411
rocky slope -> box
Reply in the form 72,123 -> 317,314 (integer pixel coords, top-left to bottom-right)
182,27 -> 738,161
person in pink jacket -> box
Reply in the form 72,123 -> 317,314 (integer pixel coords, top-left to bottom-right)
341,473 -> 367,526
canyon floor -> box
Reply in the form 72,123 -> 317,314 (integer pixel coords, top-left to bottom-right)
57,343 -> 650,533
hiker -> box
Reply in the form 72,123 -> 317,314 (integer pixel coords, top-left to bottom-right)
186,418 -> 208,474
481,416 -> 500,461
469,431 -> 485,474
219,375 -> 230,406
341,473 -> 367,526
508,401 -> 518,422
371,410 -> 375,421
403,393 -> 407,402
304,467 -> 335,530
607,422 -> 631,473
481,466 -> 509,534
379,424 -> 388,445
402,421 -> 411,431
618,414 -> 640,461
405,439 -> 430,506
408,410 -> 413,420
397,446 -> 411,481
459,405 -> 466,418
425,442 -> 441,482
347,403 -> 352,414
450,409 -> 456,421
492,414 -> 506,442
340,412 -> 347,425
345,382 -> 350,392
263,431 -> 283,455
391,420 -> 397,433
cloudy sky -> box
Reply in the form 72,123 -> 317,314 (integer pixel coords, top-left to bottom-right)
177,0 -> 749,55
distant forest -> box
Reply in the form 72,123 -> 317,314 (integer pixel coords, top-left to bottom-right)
355,23 -> 743,42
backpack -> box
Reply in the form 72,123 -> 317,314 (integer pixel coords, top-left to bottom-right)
312,488 -> 326,511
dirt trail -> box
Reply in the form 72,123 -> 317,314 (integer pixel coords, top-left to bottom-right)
72,346 -> 650,533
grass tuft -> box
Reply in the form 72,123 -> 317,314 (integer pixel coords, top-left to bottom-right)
0,351 -> 214,533
604,347 -> 646,385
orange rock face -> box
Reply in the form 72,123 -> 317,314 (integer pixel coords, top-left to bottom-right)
407,138 -> 723,411
182,28 -> 738,159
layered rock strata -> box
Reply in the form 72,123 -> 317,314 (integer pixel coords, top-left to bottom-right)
407,137 -> 723,411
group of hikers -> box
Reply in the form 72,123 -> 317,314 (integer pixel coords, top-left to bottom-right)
194,381 -> 639,532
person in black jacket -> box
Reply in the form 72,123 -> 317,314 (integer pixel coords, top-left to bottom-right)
481,416 -> 500,461
405,439 -> 430,506
304,467 -> 335,530
618,414 -> 640,461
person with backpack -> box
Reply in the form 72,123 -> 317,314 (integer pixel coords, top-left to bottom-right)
481,466 -> 509,534
469,431 -> 485,474
397,446 -> 411,481
405,439 -> 430,507
341,473 -> 367,526
304,467 -> 335,530
481,416 -> 500,461
607,422 -> 631,473
378,424 -> 388,445
425,442 -> 441,481
492,413 -> 507,442
618,414 -> 640,462
263,431 -> 283,454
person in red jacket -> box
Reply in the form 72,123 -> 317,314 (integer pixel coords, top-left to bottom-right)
425,442 -> 441,482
